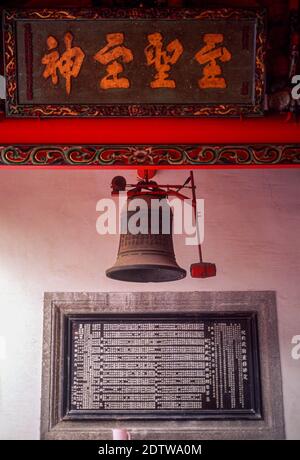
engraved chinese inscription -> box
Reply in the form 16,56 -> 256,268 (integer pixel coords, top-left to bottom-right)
66,314 -> 261,419
42,30 -> 227,93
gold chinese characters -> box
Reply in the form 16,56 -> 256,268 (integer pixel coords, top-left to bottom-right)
94,33 -> 134,90
145,33 -> 183,88
194,34 -> 232,89
42,32 -> 231,94
42,32 -> 85,95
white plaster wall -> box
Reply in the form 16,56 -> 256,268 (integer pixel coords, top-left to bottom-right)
0,169 -> 299,439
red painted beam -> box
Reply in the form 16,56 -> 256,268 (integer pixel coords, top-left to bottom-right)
0,115 -> 300,144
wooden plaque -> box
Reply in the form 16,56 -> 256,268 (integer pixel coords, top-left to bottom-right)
3,8 -> 266,118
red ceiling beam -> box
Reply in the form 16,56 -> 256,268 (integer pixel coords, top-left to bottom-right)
0,116 -> 300,144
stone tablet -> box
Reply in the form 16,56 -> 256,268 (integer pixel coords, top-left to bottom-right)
66,313 -> 261,419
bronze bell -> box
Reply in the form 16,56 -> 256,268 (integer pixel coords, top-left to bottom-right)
106,192 -> 186,282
